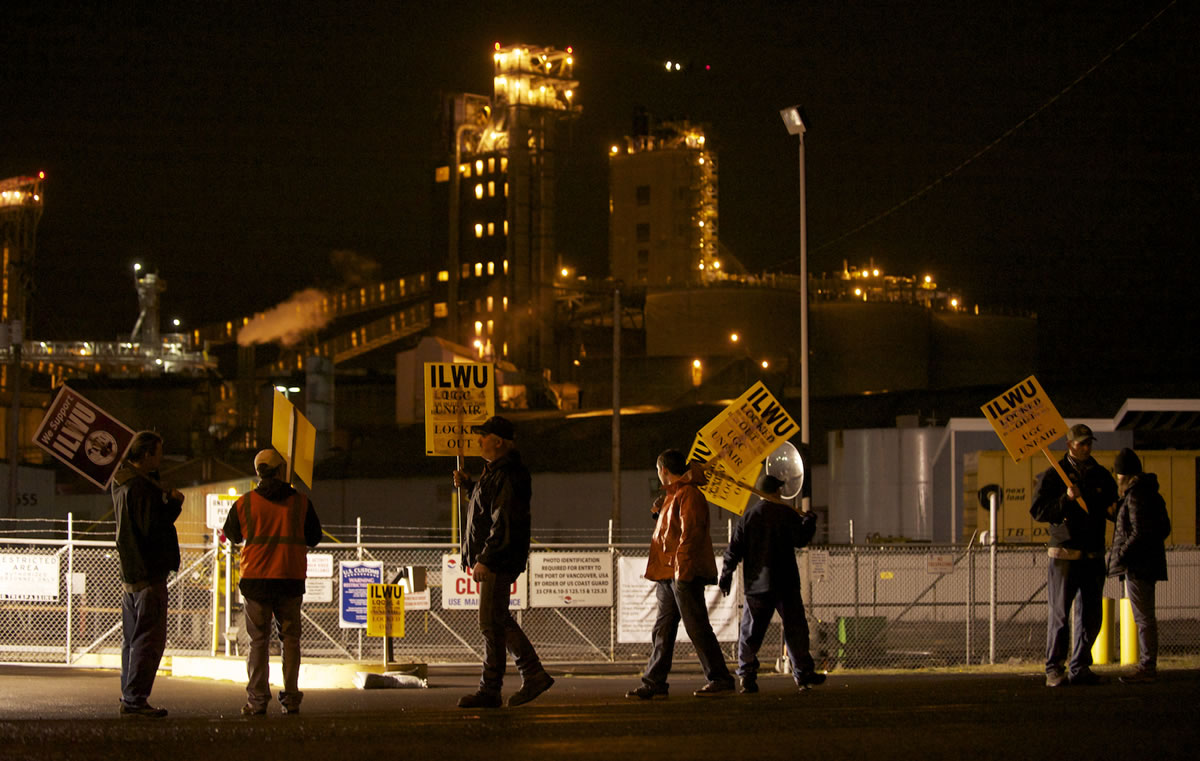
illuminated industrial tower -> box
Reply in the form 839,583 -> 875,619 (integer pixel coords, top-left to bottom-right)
609,121 -> 720,286
440,42 -> 580,377
0,173 -> 45,334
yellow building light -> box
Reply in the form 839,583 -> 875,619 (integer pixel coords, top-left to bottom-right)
475,184 -> 484,199
761,360 -> 770,369
611,145 -> 619,154
474,223 -> 483,238
487,261 -> 495,275
474,321 -> 483,336
487,296 -> 494,311
488,181 -> 495,197
713,260 -> 721,270
475,160 -> 483,174
438,270 -> 449,282
475,262 -> 483,277
487,222 -> 495,236
730,332 -> 739,343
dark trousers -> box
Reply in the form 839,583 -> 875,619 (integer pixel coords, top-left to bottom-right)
478,571 -> 543,694
737,587 -> 815,684
243,594 -> 303,709
641,579 -> 733,690
1125,575 -> 1159,673
120,580 -> 169,708
1045,557 -> 1104,677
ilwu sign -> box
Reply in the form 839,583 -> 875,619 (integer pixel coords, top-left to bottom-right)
423,362 -> 494,456
32,386 -> 136,490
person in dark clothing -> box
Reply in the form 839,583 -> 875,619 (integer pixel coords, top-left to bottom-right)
112,430 -> 183,718
719,474 -> 825,693
1107,448 -> 1171,684
1030,424 -> 1118,687
222,449 -> 322,715
452,416 -> 553,709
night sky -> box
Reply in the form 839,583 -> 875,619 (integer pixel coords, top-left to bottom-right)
3,0 -> 1196,388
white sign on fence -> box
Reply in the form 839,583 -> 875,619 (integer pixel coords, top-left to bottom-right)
0,554 -> 60,602
440,554 -> 527,610
809,549 -> 830,581
206,493 -> 239,531
616,555 -> 738,644
529,552 -> 613,608
307,552 -> 333,578
303,578 -> 334,604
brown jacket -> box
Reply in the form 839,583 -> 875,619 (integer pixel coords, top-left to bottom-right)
644,464 -> 718,583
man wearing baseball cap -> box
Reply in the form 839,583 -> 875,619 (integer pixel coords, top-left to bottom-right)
1030,423 -> 1118,687
222,449 -> 322,715
452,416 -> 553,708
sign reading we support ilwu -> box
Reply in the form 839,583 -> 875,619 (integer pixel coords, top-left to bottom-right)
424,362 -> 494,456
980,375 -> 1067,463
32,386 -> 136,491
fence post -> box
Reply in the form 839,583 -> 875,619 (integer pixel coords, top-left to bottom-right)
65,513 -> 73,664
966,539 -> 975,665
211,530 -> 220,656
989,490 -> 998,665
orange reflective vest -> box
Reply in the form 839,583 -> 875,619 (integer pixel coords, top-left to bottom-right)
235,491 -> 308,580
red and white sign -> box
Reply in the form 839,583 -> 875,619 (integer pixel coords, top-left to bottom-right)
440,554 -> 527,610
32,386 -> 136,490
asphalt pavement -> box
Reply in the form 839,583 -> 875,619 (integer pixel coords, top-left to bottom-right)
0,663 -> 1196,761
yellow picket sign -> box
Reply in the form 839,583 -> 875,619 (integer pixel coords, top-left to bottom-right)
366,583 -> 405,638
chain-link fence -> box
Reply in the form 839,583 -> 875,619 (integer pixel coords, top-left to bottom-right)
2,524 -> 1198,670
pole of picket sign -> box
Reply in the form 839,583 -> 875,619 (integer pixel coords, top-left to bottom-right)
211,529 -> 220,656
65,513 -> 73,664
989,490 -> 998,665
454,455 -> 464,546
1041,448 -> 1089,512
224,540 -> 233,657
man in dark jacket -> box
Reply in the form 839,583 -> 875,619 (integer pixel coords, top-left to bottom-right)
1107,448 -> 1170,684
1030,424 -> 1118,687
222,449 -> 322,715
719,475 -> 824,693
451,416 -> 553,709
112,431 -> 183,718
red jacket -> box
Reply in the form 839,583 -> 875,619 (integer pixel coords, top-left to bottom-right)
644,464 -> 718,583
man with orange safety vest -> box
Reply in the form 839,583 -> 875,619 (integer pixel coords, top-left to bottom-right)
222,449 -> 322,716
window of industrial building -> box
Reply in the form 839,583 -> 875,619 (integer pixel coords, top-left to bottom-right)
636,223 -> 650,243
487,261 -> 495,275
636,185 -> 650,205
486,319 -> 494,335
474,184 -> 484,199
475,160 -> 484,174
488,158 -> 496,173
637,250 -> 649,264
487,222 -> 495,236
474,223 -> 483,238
637,268 -> 648,281
462,263 -> 471,278
488,181 -> 495,197
434,302 -> 448,317
501,157 -> 508,172
487,296 -> 494,311
437,270 -> 449,282
475,262 -> 483,277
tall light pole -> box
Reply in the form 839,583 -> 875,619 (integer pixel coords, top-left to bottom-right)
779,105 -> 810,468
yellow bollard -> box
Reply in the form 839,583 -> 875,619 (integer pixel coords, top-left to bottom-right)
1091,597 -> 1115,665
1120,597 -> 1139,666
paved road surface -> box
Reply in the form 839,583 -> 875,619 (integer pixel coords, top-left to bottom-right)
0,665 -> 1196,760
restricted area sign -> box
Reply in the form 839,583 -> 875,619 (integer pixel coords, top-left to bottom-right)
365,583 -> 405,638
981,375 -> 1087,512
32,386 -> 136,491
980,375 -> 1067,463
424,362 -> 494,456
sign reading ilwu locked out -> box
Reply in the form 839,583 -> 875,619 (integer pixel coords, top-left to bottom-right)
696,381 -> 798,515
33,386 -> 136,490
424,362 -> 494,456
981,375 -> 1087,512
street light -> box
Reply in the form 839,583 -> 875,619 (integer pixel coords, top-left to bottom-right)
779,104 -> 810,464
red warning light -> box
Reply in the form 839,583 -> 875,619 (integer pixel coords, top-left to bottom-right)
566,46 -> 573,54
39,171 -> 45,179
494,42 -> 501,51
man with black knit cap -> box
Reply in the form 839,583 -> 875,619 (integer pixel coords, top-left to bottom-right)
222,449 -> 322,716
1107,448 -> 1171,684
719,474 -> 824,693
1030,424 -> 1118,687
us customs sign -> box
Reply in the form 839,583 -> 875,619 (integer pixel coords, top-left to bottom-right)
424,362 -> 494,456
32,386 -> 135,490
980,375 -> 1067,463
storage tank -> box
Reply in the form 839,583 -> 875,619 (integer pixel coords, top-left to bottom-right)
828,426 -> 941,543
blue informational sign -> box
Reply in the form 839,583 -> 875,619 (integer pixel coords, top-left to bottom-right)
339,560 -> 383,628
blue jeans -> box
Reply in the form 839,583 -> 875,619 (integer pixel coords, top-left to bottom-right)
1125,575 -> 1158,673
737,587 -> 815,684
478,572 -> 543,694
641,579 -> 732,690
120,580 -> 169,707
1045,557 -> 1104,677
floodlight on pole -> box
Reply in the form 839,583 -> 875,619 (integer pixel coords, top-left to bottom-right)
778,104 -> 810,469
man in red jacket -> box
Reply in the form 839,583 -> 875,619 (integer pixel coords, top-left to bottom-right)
223,449 -> 322,716
626,449 -> 734,699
